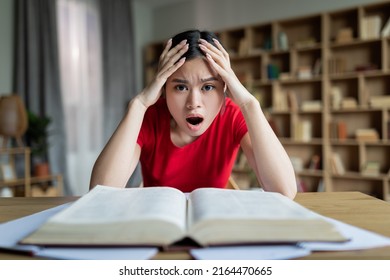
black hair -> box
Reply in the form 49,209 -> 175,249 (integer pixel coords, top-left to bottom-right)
170,29 -> 221,60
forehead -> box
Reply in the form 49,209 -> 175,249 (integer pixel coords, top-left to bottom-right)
168,58 -> 219,82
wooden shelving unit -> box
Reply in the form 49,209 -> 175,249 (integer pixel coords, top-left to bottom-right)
143,1 -> 390,200
0,147 -> 63,197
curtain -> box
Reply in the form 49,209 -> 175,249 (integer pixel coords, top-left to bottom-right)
99,0 -> 141,188
13,0 -> 69,194
14,0 -> 140,195
57,0 -> 141,193
57,0 -> 104,195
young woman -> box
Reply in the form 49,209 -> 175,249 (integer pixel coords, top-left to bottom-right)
90,30 -> 297,199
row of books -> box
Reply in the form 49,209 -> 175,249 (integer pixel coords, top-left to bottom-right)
361,15 -> 390,39
290,155 -> 321,173
330,122 -> 380,142
274,90 -> 322,112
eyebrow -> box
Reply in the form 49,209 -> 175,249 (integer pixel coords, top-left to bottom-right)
171,77 -> 219,83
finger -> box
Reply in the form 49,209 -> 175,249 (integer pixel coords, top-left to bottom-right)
198,39 -> 222,57
157,57 -> 186,82
160,38 -> 172,61
201,44 -> 229,71
160,39 -> 187,66
199,39 -> 230,68
205,52 -> 226,77
160,43 -> 188,71
212,38 -> 230,60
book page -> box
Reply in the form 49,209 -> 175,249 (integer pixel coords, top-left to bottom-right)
50,185 -> 187,229
22,185 -> 188,246
186,188 -> 346,246
187,188 -> 320,227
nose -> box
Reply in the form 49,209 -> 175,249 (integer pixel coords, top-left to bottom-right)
186,89 -> 202,109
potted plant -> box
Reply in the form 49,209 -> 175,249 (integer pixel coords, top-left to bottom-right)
26,111 -> 51,177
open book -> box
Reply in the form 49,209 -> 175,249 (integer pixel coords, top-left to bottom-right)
21,185 -> 347,247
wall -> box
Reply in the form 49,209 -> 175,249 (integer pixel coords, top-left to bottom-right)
152,0 -> 385,40
134,0 -> 385,88
0,0 -> 14,94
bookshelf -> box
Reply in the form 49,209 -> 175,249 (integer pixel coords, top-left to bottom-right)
143,1 -> 390,201
0,147 -> 63,197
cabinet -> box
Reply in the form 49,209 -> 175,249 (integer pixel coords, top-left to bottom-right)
143,1 -> 390,200
0,147 -> 63,197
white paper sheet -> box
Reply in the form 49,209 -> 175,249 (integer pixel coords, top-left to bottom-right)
190,245 -> 311,260
35,247 -> 158,260
299,217 -> 390,251
0,203 -> 158,260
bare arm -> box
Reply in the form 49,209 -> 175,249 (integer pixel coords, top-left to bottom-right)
89,39 -> 189,189
199,39 -> 297,198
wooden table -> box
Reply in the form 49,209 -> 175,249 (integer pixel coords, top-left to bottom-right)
1,192 -> 390,259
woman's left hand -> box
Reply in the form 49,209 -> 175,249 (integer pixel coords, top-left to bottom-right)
198,39 -> 254,107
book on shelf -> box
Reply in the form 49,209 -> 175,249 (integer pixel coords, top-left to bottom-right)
331,153 -> 345,175
293,119 -> 312,142
296,177 -> 308,193
290,156 -> 304,172
337,121 -> 347,140
382,17 -> 390,37
297,66 -> 312,80
361,161 -> 381,177
273,88 -> 288,111
301,100 -> 322,111
355,128 -> 379,142
308,154 -> 321,170
361,15 -> 381,39
317,179 -> 324,193
336,28 -> 353,43
329,120 -> 348,140
369,95 -> 390,108
312,58 -> 321,76
287,90 -> 298,111
329,57 -> 346,74
330,86 -> 342,109
341,97 -> 358,109
20,185 -> 348,247
267,64 -> 280,80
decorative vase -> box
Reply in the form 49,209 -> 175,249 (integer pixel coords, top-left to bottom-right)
0,95 -> 28,146
34,162 -> 50,177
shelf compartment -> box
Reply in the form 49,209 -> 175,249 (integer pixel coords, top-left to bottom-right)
220,27 -> 247,56
251,84 -> 272,110
285,144 -> 323,170
278,80 -> 322,111
328,8 -> 359,43
363,73 -> 390,109
331,110 -> 384,140
294,48 -> 322,79
296,176 -> 323,193
361,2 -> 390,40
329,40 -> 382,74
231,57 -> 262,84
331,176 -> 385,200
363,145 -> 390,175
276,15 -> 322,49
248,23 -> 272,52
331,145 -> 360,173
270,113 -> 291,138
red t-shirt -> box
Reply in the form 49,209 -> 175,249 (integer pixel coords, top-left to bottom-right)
137,97 -> 248,192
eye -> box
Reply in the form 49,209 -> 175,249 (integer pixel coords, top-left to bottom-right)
202,84 -> 215,92
174,84 -> 188,92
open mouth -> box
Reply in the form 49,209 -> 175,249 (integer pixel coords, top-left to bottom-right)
186,117 -> 204,126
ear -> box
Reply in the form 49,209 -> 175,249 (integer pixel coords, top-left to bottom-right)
223,83 -> 227,93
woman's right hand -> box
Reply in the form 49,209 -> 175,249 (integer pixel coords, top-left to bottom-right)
137,39 -> 188,109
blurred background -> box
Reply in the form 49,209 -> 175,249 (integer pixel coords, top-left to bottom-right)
0,0 -> 382,196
